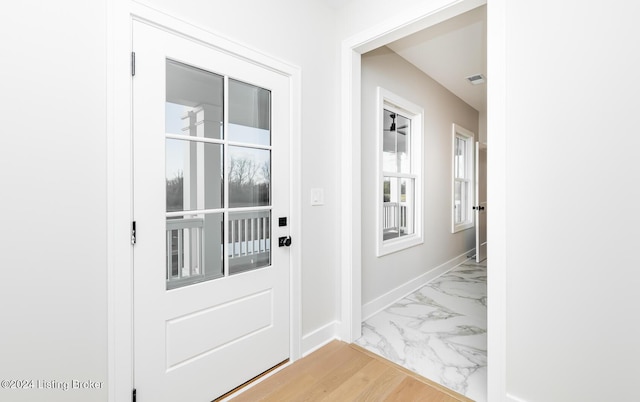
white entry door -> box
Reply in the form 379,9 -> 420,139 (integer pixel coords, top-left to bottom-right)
475,142 -> 487,262
133,21 -> 291,401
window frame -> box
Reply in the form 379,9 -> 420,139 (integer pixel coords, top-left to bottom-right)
451,123 -> 475,233
376,87 -> 424,257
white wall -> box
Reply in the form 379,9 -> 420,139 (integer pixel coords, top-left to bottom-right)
137,0 -> 342,343
0,2 -> 108,402
503,1 -> 640,401
339,0 -> 640,400
361,47 -> 477,307
0,1 -> 342,400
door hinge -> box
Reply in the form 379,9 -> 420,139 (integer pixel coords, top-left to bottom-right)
131,51 -> 136,77
131,221 -> 137,245
132,388 -> 136,402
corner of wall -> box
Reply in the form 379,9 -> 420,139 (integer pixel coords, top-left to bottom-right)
301,321 -> 341,357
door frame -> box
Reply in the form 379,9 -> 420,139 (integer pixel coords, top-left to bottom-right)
107,2 -> 302,401
338,0 -> 507,400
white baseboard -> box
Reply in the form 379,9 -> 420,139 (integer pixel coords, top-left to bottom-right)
506,394 -> 528,402
301,320 -> 340,357
361,249 -> 475,320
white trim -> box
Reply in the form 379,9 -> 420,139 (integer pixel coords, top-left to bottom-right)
362,251 -> 475,320
487,0 -> 508,400
108,0 -> 134,401
376,87 -> 424,257
338,0 -> 509,401
451,123 -> 475,233
130,3 -> 296,75
109,2 -> 303,400
339,41 -> 363,344
301,321 -> 340,356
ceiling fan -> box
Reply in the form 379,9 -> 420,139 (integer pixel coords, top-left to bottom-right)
385,113 -> 408,133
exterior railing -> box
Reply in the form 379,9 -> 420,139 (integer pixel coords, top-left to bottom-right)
383,202 -> 408,235
166,213 -> 270,286
166,217 -> 203,282
228,212 -> 271,260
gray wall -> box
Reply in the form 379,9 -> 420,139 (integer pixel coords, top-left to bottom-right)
361,47 -> 478,306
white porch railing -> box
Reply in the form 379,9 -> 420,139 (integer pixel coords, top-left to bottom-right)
166,213 -> 271,287
383,202 -> 408,237
166,217 -> 203,282
228,212 -> 271,261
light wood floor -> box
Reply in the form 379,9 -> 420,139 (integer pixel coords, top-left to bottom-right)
227,340 -> 473,401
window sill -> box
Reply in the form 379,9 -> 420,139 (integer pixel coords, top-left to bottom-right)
376,234 -> 424,257
452,222 -> 474,233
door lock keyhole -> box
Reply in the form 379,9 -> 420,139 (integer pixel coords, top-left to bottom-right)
278,236 -> 292,247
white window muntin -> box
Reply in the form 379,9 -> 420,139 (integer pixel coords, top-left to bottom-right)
377,88 -> 424,257
452,123 -> 475,233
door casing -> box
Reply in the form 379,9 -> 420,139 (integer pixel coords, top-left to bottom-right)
338,0 -> 507,401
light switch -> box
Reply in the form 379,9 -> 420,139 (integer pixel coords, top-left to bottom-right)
311,188 -> 324,206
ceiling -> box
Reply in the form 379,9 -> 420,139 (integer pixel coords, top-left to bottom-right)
386,5 -> 487,112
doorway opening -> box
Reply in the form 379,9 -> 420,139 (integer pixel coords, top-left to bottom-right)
340,1 -> 490,401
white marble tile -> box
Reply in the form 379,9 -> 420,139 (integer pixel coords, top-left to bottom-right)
356,261 -> 487,401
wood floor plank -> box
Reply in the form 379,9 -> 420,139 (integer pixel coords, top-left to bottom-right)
386,377 -> 459,402
261,374 -> 318,402
229,341 -> 345,402
319,358 -> 389,401
349,344 -> 474,402
290,347 -> 373,401
353,366 -> 407,401
226,340 -> 472,402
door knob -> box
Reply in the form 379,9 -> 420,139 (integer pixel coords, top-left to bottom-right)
278,236 -> 292,247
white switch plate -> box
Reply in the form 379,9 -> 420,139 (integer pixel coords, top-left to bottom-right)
311,188 -> 324,206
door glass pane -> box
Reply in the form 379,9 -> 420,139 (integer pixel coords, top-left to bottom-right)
229,211 -> 271,275
229,146 -> 271,208
166,139 -> 223,212
166,60 -> 224,140
166,213 -> 223,290
228,79 -> 271,146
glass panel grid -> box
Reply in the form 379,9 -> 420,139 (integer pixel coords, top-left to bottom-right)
166,214 -> 224,290
166,139 -> 223,213
166,63 -> 274,289
228,211 -> 271,276
229,146 -> 271,208
166,60 -> 224,140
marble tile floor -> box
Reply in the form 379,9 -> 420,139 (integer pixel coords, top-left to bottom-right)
355,260 -> 487,402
